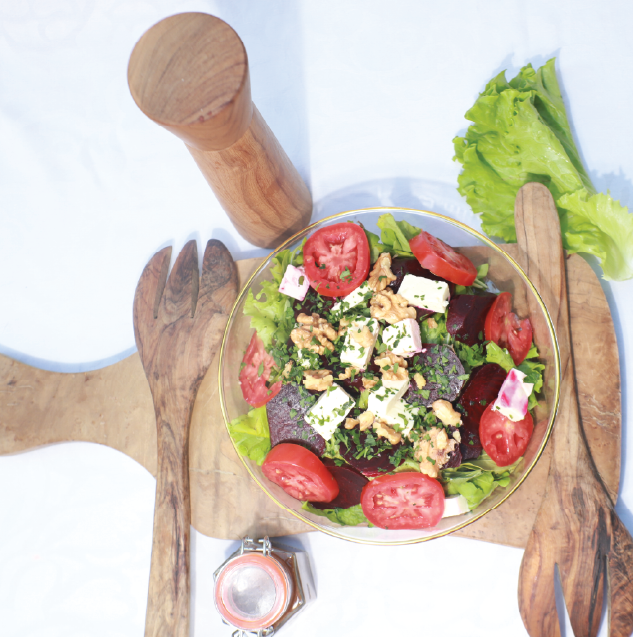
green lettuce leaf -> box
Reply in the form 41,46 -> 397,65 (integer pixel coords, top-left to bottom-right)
376,214 -> 421,256
302,502 -> 370,526
360,224 -> 385,262
485,342 -> 514,371
454,58 -> 633,280
454,341 -> 486,374
419,312 -> 449,344
227,407 -> 271,466
442,453 -> 521,510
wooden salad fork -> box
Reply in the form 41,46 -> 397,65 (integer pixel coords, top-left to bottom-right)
515,183 -> 633,637
133,239 -> 238,637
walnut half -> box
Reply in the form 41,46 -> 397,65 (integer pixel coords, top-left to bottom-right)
414,427 -> 458,478
368,252 -> 397,292
374,351 -> 409,381
370,288 -> 416,324
303,369 -> 333,391
374,419 -> 402,445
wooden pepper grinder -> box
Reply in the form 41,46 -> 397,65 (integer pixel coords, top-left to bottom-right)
128,12 -> 312,249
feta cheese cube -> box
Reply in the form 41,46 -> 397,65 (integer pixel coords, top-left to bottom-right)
381,318 -> 422,358
381,397 -> 417,437
279,264 -> 309,301
368,379 -> 410,421
398,274 -> 450,313
305,384 -> 355,440
492,368 -> 534,421
441,494 -> 470,518
340,317 -> 380,370
330,282 -> 372,317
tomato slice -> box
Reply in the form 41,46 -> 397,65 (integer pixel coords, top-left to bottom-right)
484,292 -> 533,366
409,231 -> 477,286
360,472 -> 445,530
262,443 -> 339,502
239,332 -> 282,408
303,223 -> 370,297
479,403 -> 534,467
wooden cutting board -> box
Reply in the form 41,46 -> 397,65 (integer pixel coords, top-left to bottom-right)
0,248 -> 620,547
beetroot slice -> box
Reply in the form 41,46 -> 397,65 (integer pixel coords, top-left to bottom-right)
446,294 -> 496,346
339,431 -> 402,477
456,363 -> 506,461
310,462 -> 369,509
266,383 -> 325,456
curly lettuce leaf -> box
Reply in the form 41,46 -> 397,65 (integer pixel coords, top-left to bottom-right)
227,406 -> 271,466
376,214 -> 421,256
302,502 -> 370,527
454,58 -> 633,280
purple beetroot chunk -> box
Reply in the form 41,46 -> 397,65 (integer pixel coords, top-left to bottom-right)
455,363 -> 506,461
266,383 -> 325,456
446,294 -> 496,346
340,431 -> 402,477
310,461 -> 369,509
404,343 -> 466,408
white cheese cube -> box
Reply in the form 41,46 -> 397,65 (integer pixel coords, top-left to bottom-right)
340,317 -> 380,370
492,368 -> 533,421
279,264 -> 309,301
330,282 -> 372,317
368,379 -> 410,421
305,384 -> 355,440
381,318 -> 423,358
398,274 -> 450,313
441,494 -> 470,518
381,398 -> 417,437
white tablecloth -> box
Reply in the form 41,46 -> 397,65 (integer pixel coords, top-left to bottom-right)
1,1 -> 632,635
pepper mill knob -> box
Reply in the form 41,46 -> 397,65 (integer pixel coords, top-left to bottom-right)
128,12 -> 312,248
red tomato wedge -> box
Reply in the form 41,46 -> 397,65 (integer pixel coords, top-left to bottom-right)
262,443 -> 339,502
360,472 -> 445,530
409,231 -> 477,286
479,403 -> 534,467
484,292 -> 533,366
239,332 -> 282,408
303,223 -> 370,297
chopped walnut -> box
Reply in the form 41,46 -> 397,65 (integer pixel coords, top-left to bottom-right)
432,400 -> 462,427
303,369 -> 334,391
338,367 -> 353,380
350,324 -> 375,349
453,429 -> 462,443
358,410 -> 375,431
290,312 -> 336,354
374,351 -> 409,381
414,372 -> 426,388
338,316 -> 351,338
368,252 -> 397,292
282,361 -> 293,379
414,427 -> 459,478
362,376 -> 379,390
345,417 -> 360,430
374,419 -> 402,445
370,288 -> 416,324
426,317 -> 438,329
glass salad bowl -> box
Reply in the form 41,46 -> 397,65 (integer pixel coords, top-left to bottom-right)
219,207 -> 561,545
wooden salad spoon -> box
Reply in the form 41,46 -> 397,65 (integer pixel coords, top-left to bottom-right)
133,239 -> 238,637
515,183 -> 633,636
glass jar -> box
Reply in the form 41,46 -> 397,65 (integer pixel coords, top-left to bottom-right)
213,536 -> 316,636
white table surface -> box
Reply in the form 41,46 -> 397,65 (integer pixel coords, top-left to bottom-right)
1,1 -> 632,635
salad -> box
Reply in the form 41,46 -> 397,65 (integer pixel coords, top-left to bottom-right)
229,214 -> 545,531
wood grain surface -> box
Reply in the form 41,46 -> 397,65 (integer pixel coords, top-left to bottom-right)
132,239 -> 238,637
514,183 -> 633,637
0,244 -> 620,547
127,13 -> 313,249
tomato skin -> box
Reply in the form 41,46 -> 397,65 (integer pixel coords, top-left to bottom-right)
479,403 -> 534,467
409,231 -> 477,286
303,223 -> 370,297
360,472 -> 445,530
239,332 -> 281,408
262,443 -> 339,502
484,292 -> 533,366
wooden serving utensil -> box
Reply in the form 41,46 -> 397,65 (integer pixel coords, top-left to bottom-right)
128,12 -> 312,249
133,239 -> 238,637
515,183 -> 633,637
